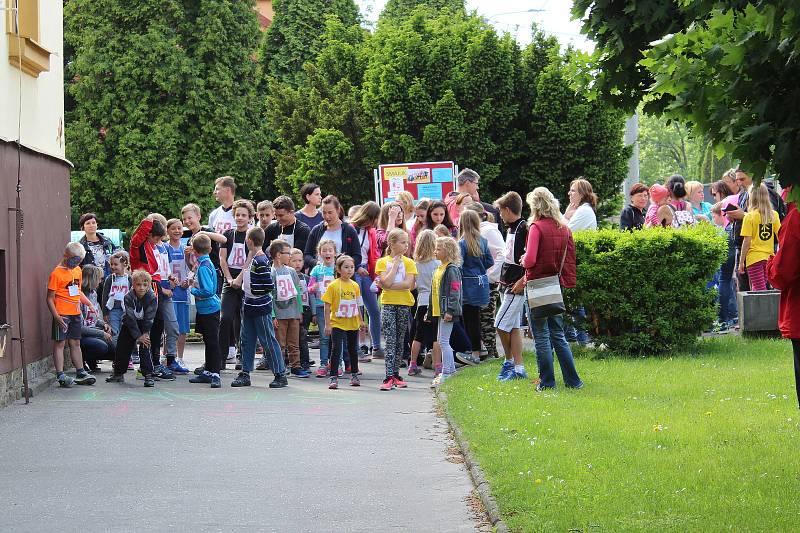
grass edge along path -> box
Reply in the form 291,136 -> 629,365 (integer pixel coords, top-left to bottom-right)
441,336 -> 799,532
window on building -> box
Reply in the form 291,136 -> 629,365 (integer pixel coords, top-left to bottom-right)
6,0 -> 50,77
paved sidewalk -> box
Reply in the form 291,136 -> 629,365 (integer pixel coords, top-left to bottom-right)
0,344 -> 483,532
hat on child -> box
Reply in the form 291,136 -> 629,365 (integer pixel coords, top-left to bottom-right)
649,184 -> 670,204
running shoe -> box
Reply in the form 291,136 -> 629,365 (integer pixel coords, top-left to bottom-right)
290,368 -> 311,378
392,375 -> 408,388
127,360 -> 134,370
57,374 -> 74,388
500,369 -> 528,381
422,352 -> 433,369
408,364 -> 422,376
189,372 -> 212,384
231,372 -> 251,387
350,374 -> 360,387
497,360 -> 514,381
143,375 -> 155,387
269,374 -> 288,388
105,374 -> 125,383
153,364 -> 176,381
315,366 -> 328,378
168,360 -> 190,374
193,365 -> 205,375
372,348 -> 386,360
379,377 -> 395,391
329,377 -> 338,390
210,374 -> 222,388
74,370 -> 96,386
256,360 -> 270,371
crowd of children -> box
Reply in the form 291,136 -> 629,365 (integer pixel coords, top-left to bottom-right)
50,169 -> 786,391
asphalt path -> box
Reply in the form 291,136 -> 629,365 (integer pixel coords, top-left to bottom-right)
0,344 -> 485,532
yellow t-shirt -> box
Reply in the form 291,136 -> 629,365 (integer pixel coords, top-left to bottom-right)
321,278 -> 362,331
375,255 -> 418,306
740,210 -> 780,267
430,262 -> 449,318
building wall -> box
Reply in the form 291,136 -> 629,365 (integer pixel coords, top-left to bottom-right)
0,0 -> 66,160
0,1 -> 69,404
0,142 -> 71,376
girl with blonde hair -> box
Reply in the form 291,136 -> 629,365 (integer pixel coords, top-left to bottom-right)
522,187 -> 583,390
739,183 -> 781,291
409,229 -> 439,375
457,210 -> 494,365
426,236 -> 462,387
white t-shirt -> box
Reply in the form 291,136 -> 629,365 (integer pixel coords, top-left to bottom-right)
480,221 -> 505,283
322,227 -> 343,254
209,205 -> 236,234
567,203 -> 597,232
358,228 -> 370,268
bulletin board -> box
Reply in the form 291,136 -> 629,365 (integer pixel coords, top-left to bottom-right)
374,161 -> 458,205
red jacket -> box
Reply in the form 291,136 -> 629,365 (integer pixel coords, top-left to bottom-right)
365,227 -> 380,278
768,204 -> 800,338
129,219 -> 160,281
521,218 -> 576,288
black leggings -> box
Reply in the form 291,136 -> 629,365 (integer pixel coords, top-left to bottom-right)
462,304 -> 481,353
330,328 -> 359,376
793,339 -> 800,409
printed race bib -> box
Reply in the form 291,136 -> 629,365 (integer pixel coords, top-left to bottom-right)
392,259 -> 406,284
300,279 -> 309,306
156,250 -> 170,278
84,304 -> 99,327
276,274 -> 298,302
214,220 -> 233,233
110,281 -> 129,301
68,284 -> 80,297
336,299 -> 359,318
171,259 -> 187,283
228,242 -> 247,269
322,275 -> 335,292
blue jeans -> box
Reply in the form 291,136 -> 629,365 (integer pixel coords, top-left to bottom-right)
107,306 -> 124,341
356,273 -> 381,350
718,240 -> 738,324
315,305 -> 331,365
241,313 -> 285,376
531,314 -> 583,389
564,307 -> 590,345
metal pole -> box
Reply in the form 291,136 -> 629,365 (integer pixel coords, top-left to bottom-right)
13,187 -> 30,404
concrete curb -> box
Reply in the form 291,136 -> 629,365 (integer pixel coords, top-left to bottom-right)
436,389 -> 510,533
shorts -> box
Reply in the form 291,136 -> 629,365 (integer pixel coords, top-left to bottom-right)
173,300 -> 190,335
494,291 -> 525,333
413,305 -> 435,348
53,314 -> 82,341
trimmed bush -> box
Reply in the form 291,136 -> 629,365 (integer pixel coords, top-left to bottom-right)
567,224 -> 727,355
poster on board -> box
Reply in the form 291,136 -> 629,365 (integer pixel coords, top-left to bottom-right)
374,161 -> 457,204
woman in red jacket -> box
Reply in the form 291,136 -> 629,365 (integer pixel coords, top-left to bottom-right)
767,192 -> 800,407
521,187 -> 583,391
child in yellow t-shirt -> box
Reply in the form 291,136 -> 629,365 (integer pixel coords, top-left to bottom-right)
46,242 -> 97,388
739,183 -> 781,291
375,228 -> 417,391
321,255 -> 366,389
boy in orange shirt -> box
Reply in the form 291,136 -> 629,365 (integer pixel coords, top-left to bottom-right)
47,243 -> 97,387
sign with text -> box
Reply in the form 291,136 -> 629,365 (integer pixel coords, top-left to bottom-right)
374,161 -> 457,205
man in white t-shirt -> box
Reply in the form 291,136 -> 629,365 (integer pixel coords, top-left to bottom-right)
208,176 -> 237,234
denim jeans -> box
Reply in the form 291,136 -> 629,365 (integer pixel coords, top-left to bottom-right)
80,336 -> 115,364
356,273 -> 381,350
438,319 -> 456,375
564,307 -> 590,345
241,313 -> 285,376
531,314 -> 583,389
107,306 -> 124,340
718,239 -> 738,324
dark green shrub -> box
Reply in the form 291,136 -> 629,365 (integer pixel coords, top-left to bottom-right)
566,224 -> 727,356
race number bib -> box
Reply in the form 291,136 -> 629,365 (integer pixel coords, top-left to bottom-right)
300,279 -> 309,306
336,299 -> 359,318
156,250 -> 170,278
171,259 -> 187,284
110,280 -> 129,301
228,243 -> 247,269
84,304 -> 99,327
278,232 -> 295,248
68,284 -> 80,297
276,274 -> 298,302
322,275 -> 335,293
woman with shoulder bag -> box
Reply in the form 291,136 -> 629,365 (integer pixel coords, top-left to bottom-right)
521,187 -> 583,391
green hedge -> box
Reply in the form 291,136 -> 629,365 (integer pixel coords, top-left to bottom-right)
567,224 -> 727,355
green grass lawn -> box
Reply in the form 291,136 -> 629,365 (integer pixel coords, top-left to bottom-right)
442,336 -> 800,532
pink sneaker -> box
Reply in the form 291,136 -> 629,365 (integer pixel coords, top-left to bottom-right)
316,366 -> 328,378
127,360 -> 134,370
328,377 -> 338,389
392,375 -> 408,388
379,377 -> 395,391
